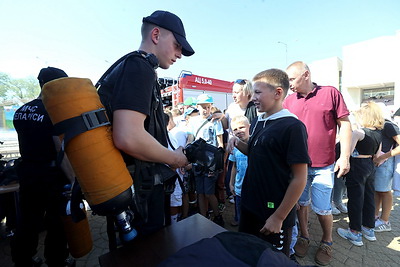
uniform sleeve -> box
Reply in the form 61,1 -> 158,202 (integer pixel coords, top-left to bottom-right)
112,57 -> 155,116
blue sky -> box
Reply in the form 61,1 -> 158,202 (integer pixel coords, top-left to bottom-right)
1,0 -> 399,83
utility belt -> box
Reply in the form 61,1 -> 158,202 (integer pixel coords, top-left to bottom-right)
127,160 -> 178,191
126,160 -> 178,223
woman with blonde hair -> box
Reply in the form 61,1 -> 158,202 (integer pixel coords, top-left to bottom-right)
337,101 -> 383,246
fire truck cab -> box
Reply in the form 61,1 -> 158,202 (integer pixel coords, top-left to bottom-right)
160,71 -> 234,110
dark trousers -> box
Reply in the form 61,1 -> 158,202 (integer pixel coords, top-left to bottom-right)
234,195 -> 241,222
225,160 -> 233,196
132,184 -> 165,236
11,184 -> 68,266
239,206 -> 292,256
345,157 -> 376,231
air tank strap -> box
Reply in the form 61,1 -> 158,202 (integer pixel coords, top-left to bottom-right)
53,108 -> 110,165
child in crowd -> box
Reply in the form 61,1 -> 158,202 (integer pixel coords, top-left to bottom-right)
337,101 -> 383,246
230,69 -> 310,256
187,94 -> 225,226
229,115 -> 250,226
164,112 -> 185,224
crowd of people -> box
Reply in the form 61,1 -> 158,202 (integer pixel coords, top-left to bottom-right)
3,9 -> 400,267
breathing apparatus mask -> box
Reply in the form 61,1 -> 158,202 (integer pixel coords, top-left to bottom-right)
184,138 -> 225,173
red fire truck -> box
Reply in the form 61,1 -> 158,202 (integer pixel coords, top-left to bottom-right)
160,71 -> 234,110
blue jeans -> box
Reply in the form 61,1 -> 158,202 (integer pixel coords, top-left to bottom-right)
374,157 -> 395,192
332,175 -> 346,205
298,164 -> 334,215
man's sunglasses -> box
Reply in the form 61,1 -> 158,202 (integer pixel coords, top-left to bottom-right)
235,79 -> 247,85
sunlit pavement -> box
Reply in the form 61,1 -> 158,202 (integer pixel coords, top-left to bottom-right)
1,195 -> 399,266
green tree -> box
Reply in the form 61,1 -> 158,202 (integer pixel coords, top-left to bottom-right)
0,72 -> 40,105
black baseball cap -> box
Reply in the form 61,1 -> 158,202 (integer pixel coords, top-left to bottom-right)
143,10 -> 195,57
37,67 -> 68,86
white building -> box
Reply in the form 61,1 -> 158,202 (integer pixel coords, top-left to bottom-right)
309,30 -> 400,114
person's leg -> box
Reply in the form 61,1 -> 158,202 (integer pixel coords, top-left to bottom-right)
392,155 -> 400,196
374,157 -> 395,223
309,165 -> 335,243
195,173 -> 207,216
206,194 -> 219,216
297,206 -> 309,238
294,172 -> 312,258
181,193 -> 189,219
290,218 -> 298,257
309,165 -> 336,266
379,192 -> 393,222
333,175 -> 347,213
44,192 -> 69,266
317,214 -> 333,243
346,159 -> 369,232
332,176 -> 345,205
296,173 -> 312,239
204,173 -> 220,216
11,185 -> 45,266
215,167 -> 226,204
235,195 -> 241,222
374,192 -> 382,218
225,161 -> 233,197
198,194 -> 207,216
362,170 -> 376,229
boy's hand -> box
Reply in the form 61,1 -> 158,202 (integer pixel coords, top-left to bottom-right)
210,112 -> 224,122
260,214 -> 283,235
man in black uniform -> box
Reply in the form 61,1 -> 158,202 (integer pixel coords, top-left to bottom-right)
98,11 -> 193,235
12,67 -> 75,266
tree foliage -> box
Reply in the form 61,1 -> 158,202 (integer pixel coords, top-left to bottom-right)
0,72 -> 40,105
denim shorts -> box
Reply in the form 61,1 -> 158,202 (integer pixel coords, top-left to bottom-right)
374,157 -> 395,192
298,164 -> 334,215
195,172 -> 217,195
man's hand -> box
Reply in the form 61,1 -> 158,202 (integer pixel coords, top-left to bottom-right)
334,156 -> 350,178
168,146 -> 189,169
226,136 -> 240,154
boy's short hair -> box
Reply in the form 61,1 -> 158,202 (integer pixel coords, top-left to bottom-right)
170,108 -> 182,116
231,115 -> 250,127
252,69 -> 289,97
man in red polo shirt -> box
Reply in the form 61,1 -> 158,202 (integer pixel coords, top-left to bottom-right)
283,61 -> 352,266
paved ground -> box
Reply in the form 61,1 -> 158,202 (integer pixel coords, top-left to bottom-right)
1,195 -> 400,266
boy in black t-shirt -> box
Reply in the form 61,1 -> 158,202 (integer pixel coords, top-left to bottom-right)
229,69 -> 310,257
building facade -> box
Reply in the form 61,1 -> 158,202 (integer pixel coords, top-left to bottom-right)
309,30 -> 399,114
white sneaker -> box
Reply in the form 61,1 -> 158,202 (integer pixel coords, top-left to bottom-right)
337,228 -> 363,246
331,203 -> 341,215
374,219 -> 392,232
361,226 -> 376,241
336,203 -> 348,214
